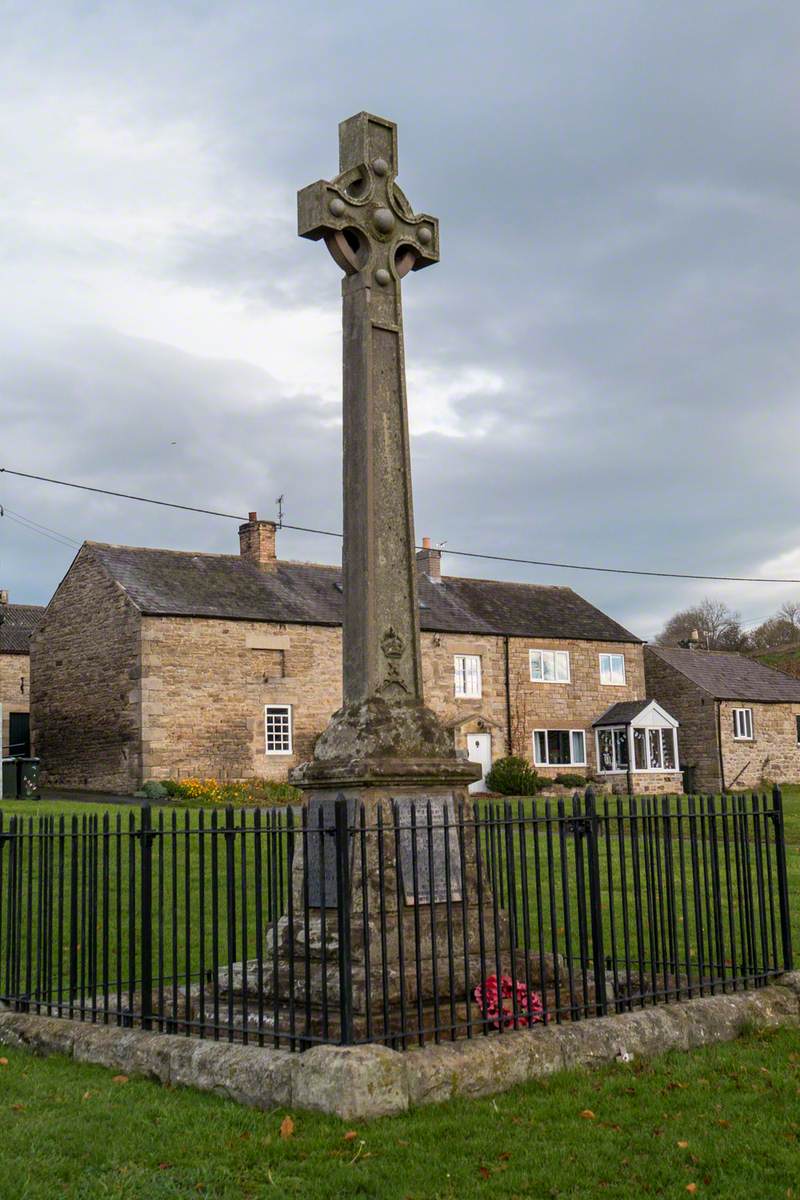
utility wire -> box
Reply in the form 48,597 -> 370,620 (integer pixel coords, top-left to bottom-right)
3,464 -> 800,586
0,505 -> 81,549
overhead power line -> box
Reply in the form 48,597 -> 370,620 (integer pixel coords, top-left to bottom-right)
3,464 -> 800,586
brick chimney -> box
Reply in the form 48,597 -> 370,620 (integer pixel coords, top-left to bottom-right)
0,589 -> 8,606
239,512 -> 277,569
416,536 -> 442,582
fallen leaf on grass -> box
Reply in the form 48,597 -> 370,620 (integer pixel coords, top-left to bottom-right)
343,1131 -> 358,1142
677,1141 -> 689,1149
82,1091 -> 92,1101
280,1115 -> 295,1140
0,1057 -> 8,1066
11,1104 -> 25,1112
686,1186 -> 698,1195
158,1163 -> 172,1171
580,1109 -> 596,1120
111,1074 -> 128,1085
717,1119 -> 730,1128
478,1166 -> 491,1180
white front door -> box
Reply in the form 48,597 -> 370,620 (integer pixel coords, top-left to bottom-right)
467,732 -> 492,793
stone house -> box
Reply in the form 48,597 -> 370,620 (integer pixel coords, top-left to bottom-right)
0,591 -> 43,759
30,516 -> 683,795
644,645 -> 800,792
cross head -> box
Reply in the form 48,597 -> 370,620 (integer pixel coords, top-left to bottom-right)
298,112 -> 439,292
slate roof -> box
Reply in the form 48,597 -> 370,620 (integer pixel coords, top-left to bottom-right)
0,603 -> 45,655
593,700 -> 651,727
85,543 -> 641,644
647,645 -> 800,703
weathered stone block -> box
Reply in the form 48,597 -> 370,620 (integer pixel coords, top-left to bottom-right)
292,1044 -> 409,1119
0,1012 -> 76,1057
168,1040 -> 294,1109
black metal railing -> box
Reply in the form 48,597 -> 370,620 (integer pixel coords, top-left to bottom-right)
0,789 -> 792,1050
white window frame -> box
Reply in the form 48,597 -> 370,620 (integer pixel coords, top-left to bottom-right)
732,708 -> 754,741
599,652 -> 626,686
529,649 -> 571,684
265,704 -> 293,755
597,724 -> 679,773
453,654 -> 482,699
595,725 -> 631,773
532,728 -> 586,767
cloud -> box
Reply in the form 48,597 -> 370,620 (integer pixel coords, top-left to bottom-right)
1,0 -> 800,647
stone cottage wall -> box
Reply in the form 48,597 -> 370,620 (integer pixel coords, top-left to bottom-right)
140,617 -> 343,783
643,649 -> 721,792
0,653 -> 29,759
718,700 -> 800,790
30,549 -> 142,792
507,637 -> 647,779
140,621 -> 650,787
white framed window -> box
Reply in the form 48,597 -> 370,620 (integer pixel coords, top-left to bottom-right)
632,727 -> 678,770
599,653 -> 626,686
454,654 -> 482,698
596,726 -> 630,773
529,649 -> 570,684
599,725 -> 678,772
265,705 -> 293,754
533,729 -> 586,767
732,708 -> 753,741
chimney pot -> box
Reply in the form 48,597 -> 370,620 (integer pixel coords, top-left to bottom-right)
416,536 -> 442,583
239,514 -> 277,569
249,511 -> 258,522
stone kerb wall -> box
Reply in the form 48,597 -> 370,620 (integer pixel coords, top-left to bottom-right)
643,649 -> 722,793
719,700 -> 800,790
0,652 -> 29,758
30,550 -> 142,793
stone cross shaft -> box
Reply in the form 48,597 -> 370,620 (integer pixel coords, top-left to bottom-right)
298,112 -> 439,708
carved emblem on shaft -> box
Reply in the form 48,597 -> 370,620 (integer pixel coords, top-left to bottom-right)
380,625 -> 408,695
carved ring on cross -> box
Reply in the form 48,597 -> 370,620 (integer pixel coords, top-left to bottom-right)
298,117 -> 439,290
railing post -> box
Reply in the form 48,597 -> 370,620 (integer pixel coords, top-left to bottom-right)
772,785 -> 794,972
139,805 -> 154,1031
334,796 -> 354,1045
68,815 -> 79,1016
585,788 -> 608,1016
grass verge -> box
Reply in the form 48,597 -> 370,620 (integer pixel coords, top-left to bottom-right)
1,1026 -> 799,1199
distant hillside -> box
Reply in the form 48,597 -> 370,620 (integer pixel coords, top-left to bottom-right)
750,642 -> 800,680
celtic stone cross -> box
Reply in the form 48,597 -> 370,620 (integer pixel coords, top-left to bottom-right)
298,112 -> 439,711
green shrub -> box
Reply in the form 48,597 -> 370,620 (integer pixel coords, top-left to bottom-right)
553,772 -> 588,789
141,780 -> 167,799
485,756 -> 543,796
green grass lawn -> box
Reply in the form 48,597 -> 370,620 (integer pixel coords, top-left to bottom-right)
1,1026 -> 798,1199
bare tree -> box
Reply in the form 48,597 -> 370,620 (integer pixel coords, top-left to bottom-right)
749,615 -> 796,651
655,598 -> 749,651
778,599 -> 800,631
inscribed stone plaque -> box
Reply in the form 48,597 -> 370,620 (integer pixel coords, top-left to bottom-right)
394,795 -> 462,905
306,796 -> 357,909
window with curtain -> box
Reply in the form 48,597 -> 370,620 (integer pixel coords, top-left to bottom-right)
533,729 -> 586,766
454,654 -> 482,698
529,649 -> 570,683
599,653 -> 626,685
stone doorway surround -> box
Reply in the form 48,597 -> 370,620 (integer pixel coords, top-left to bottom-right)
2,974 -> 798,1121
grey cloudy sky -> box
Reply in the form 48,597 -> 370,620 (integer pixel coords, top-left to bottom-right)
2,0 -> 800,640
